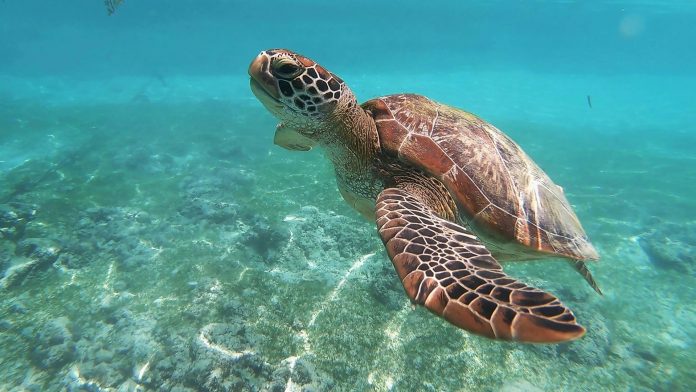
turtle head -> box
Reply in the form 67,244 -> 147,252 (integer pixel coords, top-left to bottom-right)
249,49 -> 356,136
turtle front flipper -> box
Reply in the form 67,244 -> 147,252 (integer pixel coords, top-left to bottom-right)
274,123 -> 316,151
375,188 -> 585,343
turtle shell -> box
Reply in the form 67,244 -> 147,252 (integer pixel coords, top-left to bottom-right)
363,94 -> 598,261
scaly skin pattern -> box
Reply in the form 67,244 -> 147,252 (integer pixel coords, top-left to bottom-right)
249,49 -> 383,216
248,49 -> 599,342
375,188 -> 584,342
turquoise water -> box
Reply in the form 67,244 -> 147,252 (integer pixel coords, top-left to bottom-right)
1,1 -> 695,390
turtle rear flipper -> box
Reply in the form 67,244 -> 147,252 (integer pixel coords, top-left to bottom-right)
376,188 -> 585,343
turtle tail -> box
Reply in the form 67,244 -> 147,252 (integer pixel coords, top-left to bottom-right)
569,260 -> 602,295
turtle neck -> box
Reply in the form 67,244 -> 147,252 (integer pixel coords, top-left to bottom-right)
318,89 -> 384,202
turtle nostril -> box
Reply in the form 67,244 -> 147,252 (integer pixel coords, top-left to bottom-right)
248,54 -> 270,79
249,54 -> 281,100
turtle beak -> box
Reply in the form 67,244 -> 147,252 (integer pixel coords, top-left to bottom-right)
248,52 -> 281,100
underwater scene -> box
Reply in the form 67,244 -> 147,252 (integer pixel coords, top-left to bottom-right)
1,1 -> 695,391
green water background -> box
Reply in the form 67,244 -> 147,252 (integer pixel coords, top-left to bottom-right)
0,1 -> 695,390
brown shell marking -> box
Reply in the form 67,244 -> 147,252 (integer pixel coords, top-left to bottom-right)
365,94 -> 598,261
376,188 -> 585,343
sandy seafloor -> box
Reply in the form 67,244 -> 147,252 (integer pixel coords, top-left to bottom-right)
1,1 -> 696,391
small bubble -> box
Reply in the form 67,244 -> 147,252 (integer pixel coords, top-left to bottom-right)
619,14 -> 645,38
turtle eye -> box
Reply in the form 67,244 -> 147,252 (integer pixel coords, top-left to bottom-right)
272,58 -> 303,79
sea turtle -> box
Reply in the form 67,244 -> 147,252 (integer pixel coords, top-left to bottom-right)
248,49 -> 600,343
